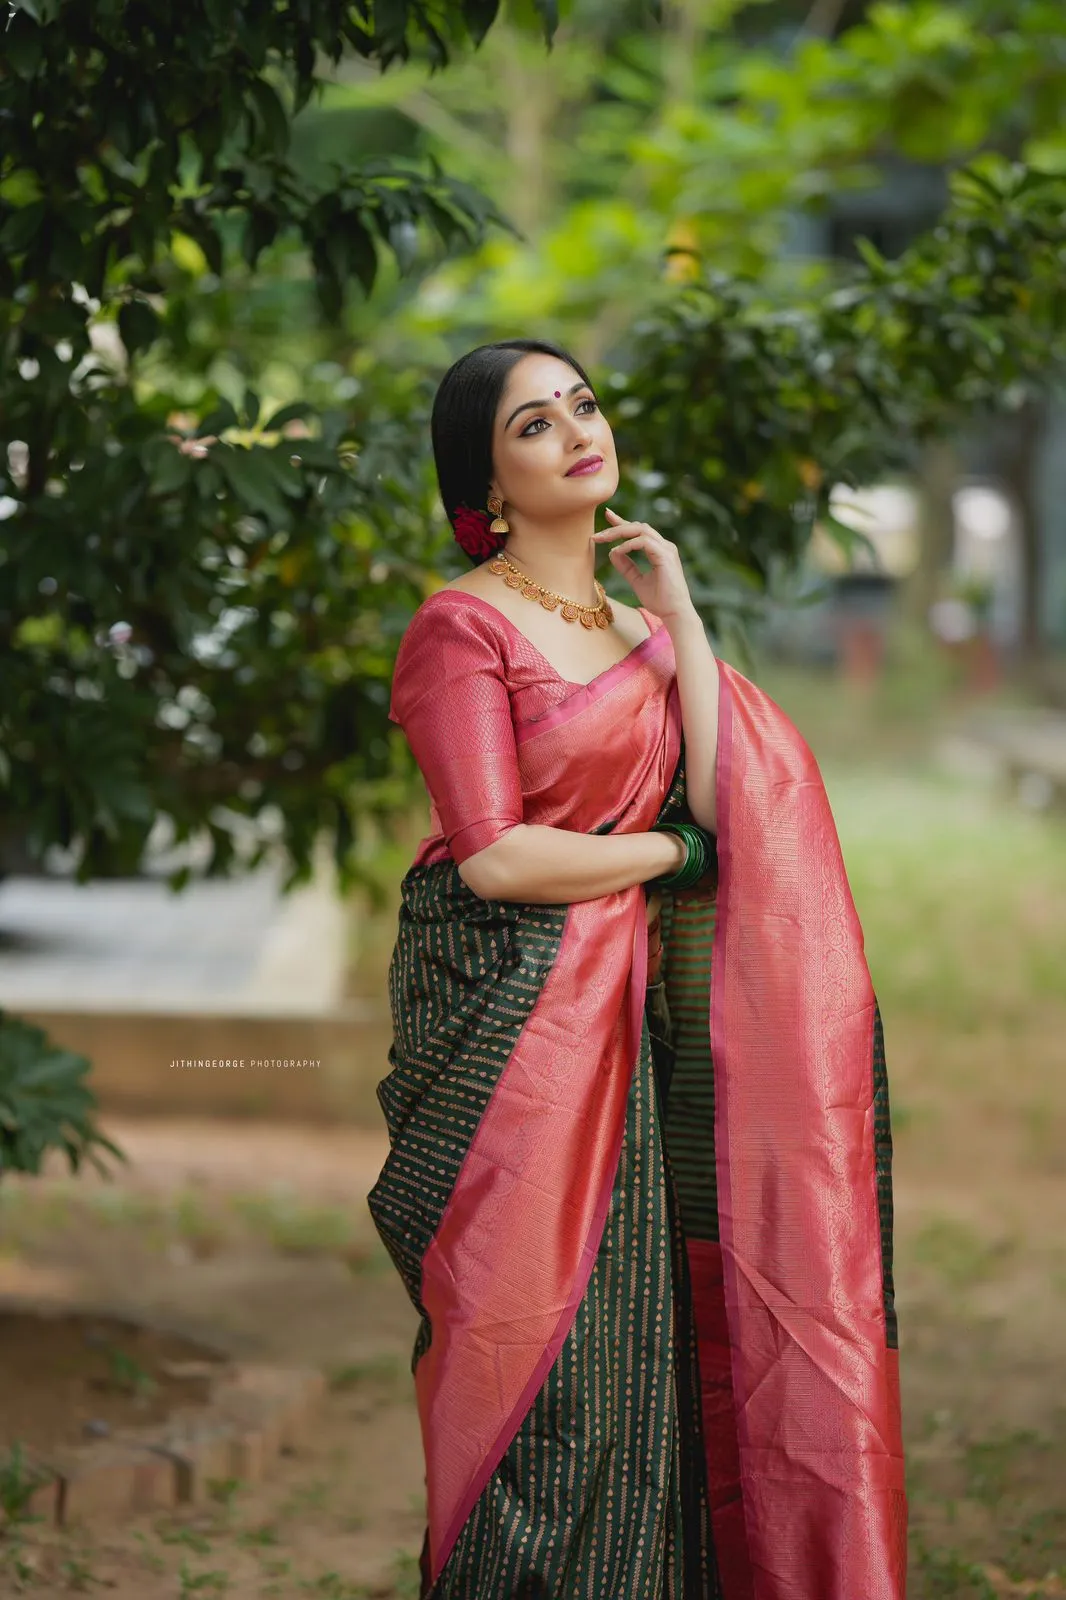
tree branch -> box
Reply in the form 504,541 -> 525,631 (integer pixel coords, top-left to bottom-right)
800,0 -> 849,39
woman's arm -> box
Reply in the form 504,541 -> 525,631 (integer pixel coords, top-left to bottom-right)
460,823 -> 685,903
665,607 -> 719,835
594,515 -> 719,835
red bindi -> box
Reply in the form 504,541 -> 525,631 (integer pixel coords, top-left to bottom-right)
554,390 -> 561,397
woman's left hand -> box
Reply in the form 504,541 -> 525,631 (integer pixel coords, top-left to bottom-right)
592,509 -> 697,625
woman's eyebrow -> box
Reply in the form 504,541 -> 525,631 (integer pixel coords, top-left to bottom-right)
505,380 -> 589,431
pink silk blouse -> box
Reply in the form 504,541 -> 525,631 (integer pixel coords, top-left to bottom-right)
387,588 -> 669,868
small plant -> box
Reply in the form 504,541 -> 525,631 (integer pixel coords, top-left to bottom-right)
0,1011 -> 125,1181
326,1354 -> 405,1393
909,1216 -> 1017,1291
298,1573 -> 366,1597
155,1520 -> 213,1554
207,1476 -> 241,1508
962,1428 -> 1047,1509
1004,1507 -> 1066,1582
101,1346 -> 157,1399
912,1539 -> 998,1599
171,1190 -> 228,1254
0,1441 -> 53,1529
59,1553 -> 104,1591
0,1538 -> 38,1592
178,1561 -> 230,1600
236,1521 -> 279,1548
390,1548 -> 422,1600
229,1192 -> 355,1256
178,1560 -> 231,1595
132,1529 -> 167,1574
276,1475 -> 332,1517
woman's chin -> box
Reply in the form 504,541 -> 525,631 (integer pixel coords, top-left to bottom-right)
561,469 -> 618,503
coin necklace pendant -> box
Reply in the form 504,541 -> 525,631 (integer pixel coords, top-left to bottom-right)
487,549 -> 613,628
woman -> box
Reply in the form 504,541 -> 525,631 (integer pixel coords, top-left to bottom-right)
368,338 -> 907,1600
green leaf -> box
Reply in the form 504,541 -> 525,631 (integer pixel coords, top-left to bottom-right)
198,399 -> 239,436
144,439 -> 194,495
346,223 -> 378,297
263,400 -> 315,432
5,20 -> 44,76
11,1052 -> 88,1090
248,77 -> 290,156
117,299 -> 160,354
262,450 -> 306,498
0,200 -> 47,256
0,1011 -> 112,1180
505,0 -> 563,45
853,236 -> 888,277
215,445 -> 289,520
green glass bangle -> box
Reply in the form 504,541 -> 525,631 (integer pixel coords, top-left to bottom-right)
679,822 -> 708,884
667,823 -> 698,888
650,820 -> 713,891
681,824 -> 708,886
675,822 -> 712,887
666,824 -> 697,888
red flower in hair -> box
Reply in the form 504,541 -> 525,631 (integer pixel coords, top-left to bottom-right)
452,503 -> 503,560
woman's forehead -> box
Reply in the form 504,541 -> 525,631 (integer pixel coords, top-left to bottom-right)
499,354 -> 583,407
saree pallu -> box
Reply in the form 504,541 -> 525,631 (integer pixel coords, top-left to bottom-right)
368,648 -> 907,1599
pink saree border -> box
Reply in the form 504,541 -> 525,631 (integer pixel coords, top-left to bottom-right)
708,662 -> 907,1600
428,896 -> 650,1576
707,666 -> 753,1559
515,620 -> 671,744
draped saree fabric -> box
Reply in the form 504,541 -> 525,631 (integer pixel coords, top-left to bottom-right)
368,590 -> 907,1599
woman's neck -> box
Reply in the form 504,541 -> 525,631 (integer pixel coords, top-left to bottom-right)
499,515 -> 600,606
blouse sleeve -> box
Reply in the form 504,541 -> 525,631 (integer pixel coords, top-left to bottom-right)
387,599 -> 524,865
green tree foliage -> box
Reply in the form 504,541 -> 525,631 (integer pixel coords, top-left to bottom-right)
0,0 -> 541,894
0,0 -> 577,1172
0,1010 -> 125,1179
2,0 -> 1063,908
1,0 -> 1064,1150
608,164 -> 1066,618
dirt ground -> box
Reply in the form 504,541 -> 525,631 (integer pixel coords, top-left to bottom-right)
0,1118 -> 426,1599
1,1075 -> 1064,1599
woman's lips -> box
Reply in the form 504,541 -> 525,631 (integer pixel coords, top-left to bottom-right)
566,456 -> 604,476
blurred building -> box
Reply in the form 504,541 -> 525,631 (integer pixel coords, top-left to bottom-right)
772,156 -> 1066,666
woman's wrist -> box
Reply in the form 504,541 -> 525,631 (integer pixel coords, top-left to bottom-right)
649,829 -> 686,881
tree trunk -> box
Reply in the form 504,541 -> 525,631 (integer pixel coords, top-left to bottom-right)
500,28 -> 553,237
999,395 -> 1047,678
902,438 -> 959,630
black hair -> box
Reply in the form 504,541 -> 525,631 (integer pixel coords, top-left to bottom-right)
430,337 -> 596,563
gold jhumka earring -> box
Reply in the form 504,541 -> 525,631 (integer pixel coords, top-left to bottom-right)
486,493 -> 510,536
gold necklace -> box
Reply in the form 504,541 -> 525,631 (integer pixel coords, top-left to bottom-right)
487,549 -> 614,629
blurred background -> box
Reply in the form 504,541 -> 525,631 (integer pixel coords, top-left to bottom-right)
1,1 -> 1065,1595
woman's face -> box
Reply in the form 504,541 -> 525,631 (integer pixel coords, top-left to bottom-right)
489,352 -> 619,523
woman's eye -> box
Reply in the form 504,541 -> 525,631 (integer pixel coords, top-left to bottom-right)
521,397 -> 599,436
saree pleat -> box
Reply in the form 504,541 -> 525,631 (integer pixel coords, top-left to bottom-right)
370,757 -> 723,1597
430,968 -> 719,1598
